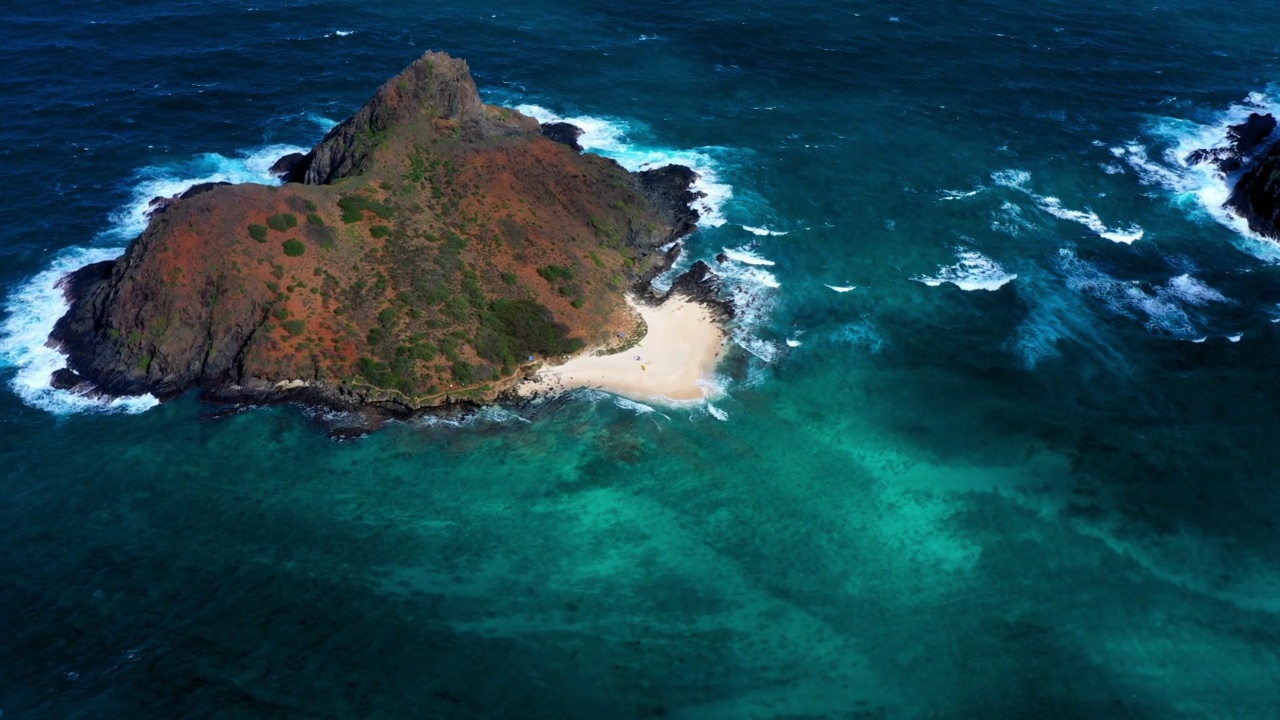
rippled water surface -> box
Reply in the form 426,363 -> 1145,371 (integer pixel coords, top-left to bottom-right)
3,1 -> 1280,717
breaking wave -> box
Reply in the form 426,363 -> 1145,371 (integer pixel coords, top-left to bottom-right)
992,169 -> 1144,244
913,248 -> 1017,292
515,104 -> 733,227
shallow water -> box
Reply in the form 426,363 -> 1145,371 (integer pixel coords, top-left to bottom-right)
3,1 -> 1280,717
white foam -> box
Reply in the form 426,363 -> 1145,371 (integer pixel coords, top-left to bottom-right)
1055,248 -> 1200,338
1163,273 -> 1234,306
417,405 -> 530,428
913,248 -> 1017,291
332,30 -> 354,37
990,200 -> 1036,237
824,284 -> 856,293
939,187 -> 984,201
106,144 -> 309,242
1191,336 -> 1209,343
0,248 -> 159,415
516,104 -> 732,227
785,338 -> 802,348
721,246 -> 775,266
0,143 -> 304,415
1228,333 -> 1243,343
741,225 -> 788,236
992,169 -> 1144,244
306,113 -> 339,133
706,404 -> 729,421
614,397 -> 660,415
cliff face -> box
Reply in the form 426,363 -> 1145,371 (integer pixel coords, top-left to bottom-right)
51,52 -> 706,412
1226,140 -> 1280,240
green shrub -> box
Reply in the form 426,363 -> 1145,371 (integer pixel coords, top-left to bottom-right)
571,296 -> 585,309
266,213 -> 298,232
283,239 -> 305,257
282,320 -> 306,336
338,194 -> 396,224
451,361 -> 475,385
501,272 -> 518,286
306,213 -> 325,226
369,225 -> 391,239
304,199 -> 318,211
248,224 -> 268,242
537,264 -> 575,283
472,299 -> 582,365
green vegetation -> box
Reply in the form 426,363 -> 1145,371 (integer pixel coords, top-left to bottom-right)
266,213 -> 298,232
306,213 -> 325,226
248,224 -> 268,242
369,225 -> 391,239
537,264 -> 575,283
283,239 -> 305,257
472,299 -> 583,367
501,272 -> 518,286
338,194 -> 396,223
282,319 -> 306,336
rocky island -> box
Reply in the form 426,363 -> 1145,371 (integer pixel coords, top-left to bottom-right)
49,52 -> 731,415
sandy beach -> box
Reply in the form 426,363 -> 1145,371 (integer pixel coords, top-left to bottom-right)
517,295 -> 727,403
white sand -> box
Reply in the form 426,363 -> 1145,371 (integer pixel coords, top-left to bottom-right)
517,295 -> 727,403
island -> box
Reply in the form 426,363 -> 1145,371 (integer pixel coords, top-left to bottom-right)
48,51 -> 733,415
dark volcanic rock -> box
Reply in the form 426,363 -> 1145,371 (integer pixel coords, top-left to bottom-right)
637,164 -> 703,242
50,368 -> 86,390
541,122 -> 584,151
1230,112 -> 1275,155
666,261 -> 735,319
1226,140 -> 1280,240
268,152 -> 308,180
180,181 -> 232,199
715,252 -> 729,264
1186,112 -> 1276,174
294,51 -> 540,185
146,182 -> 232,219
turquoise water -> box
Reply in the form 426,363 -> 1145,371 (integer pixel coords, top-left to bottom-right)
4,1 -> 1280,716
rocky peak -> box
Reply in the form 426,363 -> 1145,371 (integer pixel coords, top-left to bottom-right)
287,51 -> 540,185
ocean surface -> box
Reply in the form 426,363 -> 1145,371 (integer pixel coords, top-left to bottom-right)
3,1 -> 1280,717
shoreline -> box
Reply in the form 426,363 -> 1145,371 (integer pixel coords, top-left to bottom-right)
516,294 -> 728,404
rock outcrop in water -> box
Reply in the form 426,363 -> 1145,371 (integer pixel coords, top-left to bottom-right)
50,51 -> 723,414
1186,112 -> 1276,174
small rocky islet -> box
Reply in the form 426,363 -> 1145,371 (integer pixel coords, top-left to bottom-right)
49,51 -> 731,416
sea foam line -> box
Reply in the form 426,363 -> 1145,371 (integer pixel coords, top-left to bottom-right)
0,144 -> 304,415
991,169 -> 1144,244
516,104 -> 733,227
0,248 -> 160,415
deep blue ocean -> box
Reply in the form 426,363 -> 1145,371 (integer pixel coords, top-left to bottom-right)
4,1 -> 1280,717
